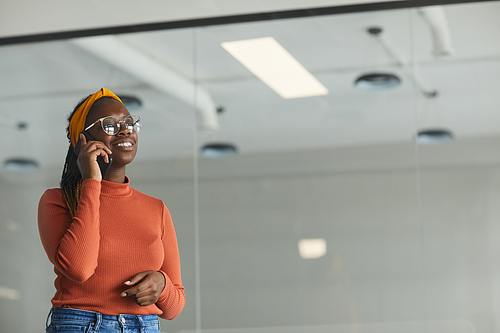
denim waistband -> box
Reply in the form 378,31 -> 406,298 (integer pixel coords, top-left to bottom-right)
47,307 -> 159,329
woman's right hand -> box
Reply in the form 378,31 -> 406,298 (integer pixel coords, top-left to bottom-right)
76,133 -> 112,181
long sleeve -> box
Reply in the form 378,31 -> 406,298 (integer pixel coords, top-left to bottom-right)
38,179 -> 102,282
38,178 -> 185,318
156,204 -> 186,320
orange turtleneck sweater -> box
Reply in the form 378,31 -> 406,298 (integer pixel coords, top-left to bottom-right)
37,178 -> 185,320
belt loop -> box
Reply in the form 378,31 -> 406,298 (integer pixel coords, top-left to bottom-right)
93,311 -> 102,332
45,308 -> 53,329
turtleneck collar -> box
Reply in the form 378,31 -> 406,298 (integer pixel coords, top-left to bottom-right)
100,176 -> 133,197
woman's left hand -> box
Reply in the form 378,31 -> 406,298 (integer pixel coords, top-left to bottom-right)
121,271 -> 166,306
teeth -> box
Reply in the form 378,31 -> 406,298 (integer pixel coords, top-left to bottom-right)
117,142 -> 133,147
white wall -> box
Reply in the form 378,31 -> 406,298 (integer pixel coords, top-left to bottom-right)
189,145 -> 500,332
2,137 -> 500,332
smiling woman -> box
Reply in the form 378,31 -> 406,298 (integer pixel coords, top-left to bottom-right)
37,88 -> 185,333
79,97 -> 139,181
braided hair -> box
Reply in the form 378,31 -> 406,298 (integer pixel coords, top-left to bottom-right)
60,94 -> 91,218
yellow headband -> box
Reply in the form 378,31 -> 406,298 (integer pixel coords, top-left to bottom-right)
69,88 -> 123,147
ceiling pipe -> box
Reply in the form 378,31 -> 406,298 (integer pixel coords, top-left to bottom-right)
367,27 -> 438,98
418,6 -> 455,57
70,35 -> 220,131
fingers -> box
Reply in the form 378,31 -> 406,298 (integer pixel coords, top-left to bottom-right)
76,135 -> 112,180
128,285 -> 159,306
83,141 -> 112,156
79,133 -> 111,156
124,271 -> 148,286
134,294 -> 158,307
121,271 -> 164,306
80,133 -> 87,145
97,147 -> 111,164
121,273 -> 153,298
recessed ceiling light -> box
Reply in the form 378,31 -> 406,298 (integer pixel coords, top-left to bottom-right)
118,95 -> 142,111
416,129 -> 454,144
4,158 -> 39,172
355,73 -> 401,90
298,238 -> 327,259
221,37 -> 328,99
201,143 -> 237,158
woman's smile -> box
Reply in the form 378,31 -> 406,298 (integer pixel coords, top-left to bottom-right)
113,138 -> 135,150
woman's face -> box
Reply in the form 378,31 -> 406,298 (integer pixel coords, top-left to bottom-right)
84,98 -> 138,167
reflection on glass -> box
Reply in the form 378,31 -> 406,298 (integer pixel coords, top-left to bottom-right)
298,238 -> 327,259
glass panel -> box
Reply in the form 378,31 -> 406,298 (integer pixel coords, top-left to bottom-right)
415,2 -> 500,333
0,30 -> 197,332
1,2 -> 499,333
194,7 -> 423,333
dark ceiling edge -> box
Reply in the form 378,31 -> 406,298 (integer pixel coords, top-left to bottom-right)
0,0 -> 495,46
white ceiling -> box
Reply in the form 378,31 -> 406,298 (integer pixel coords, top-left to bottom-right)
0,1 -> 499,172
0,0 -> 402,38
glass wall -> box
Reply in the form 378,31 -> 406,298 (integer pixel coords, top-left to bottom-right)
415,3 -> 500,333
0,2 -> 499,333
193,7 -> 423,333
0,29 -> 199,332
193,2 -> 500,333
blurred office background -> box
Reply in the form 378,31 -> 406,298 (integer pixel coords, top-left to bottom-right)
1,0 -> 500,332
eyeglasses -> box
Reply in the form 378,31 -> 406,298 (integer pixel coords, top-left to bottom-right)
85,115 -> 142,135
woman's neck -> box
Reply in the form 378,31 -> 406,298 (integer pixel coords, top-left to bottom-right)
103,166 -> 127,183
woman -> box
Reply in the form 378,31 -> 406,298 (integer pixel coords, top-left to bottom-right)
38,88 -> 185,332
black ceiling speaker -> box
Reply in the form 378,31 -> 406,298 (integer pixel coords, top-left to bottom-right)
4,158 -> 39,172
201,143 -> 237,158
118,95 -> 142,111
355,73 -> 401,90
416,129 -> 454,144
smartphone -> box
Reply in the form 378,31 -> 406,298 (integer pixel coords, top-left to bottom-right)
74,131 -> 113,179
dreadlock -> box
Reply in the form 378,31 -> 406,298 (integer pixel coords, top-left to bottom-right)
60,94 -> 91,218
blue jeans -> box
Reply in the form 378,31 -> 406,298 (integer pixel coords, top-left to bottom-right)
46,307 -> 160,333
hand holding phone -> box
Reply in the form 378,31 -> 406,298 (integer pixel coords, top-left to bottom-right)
74,131 -> 113,180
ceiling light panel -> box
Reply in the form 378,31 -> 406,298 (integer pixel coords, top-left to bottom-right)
221,37 -> 328,99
